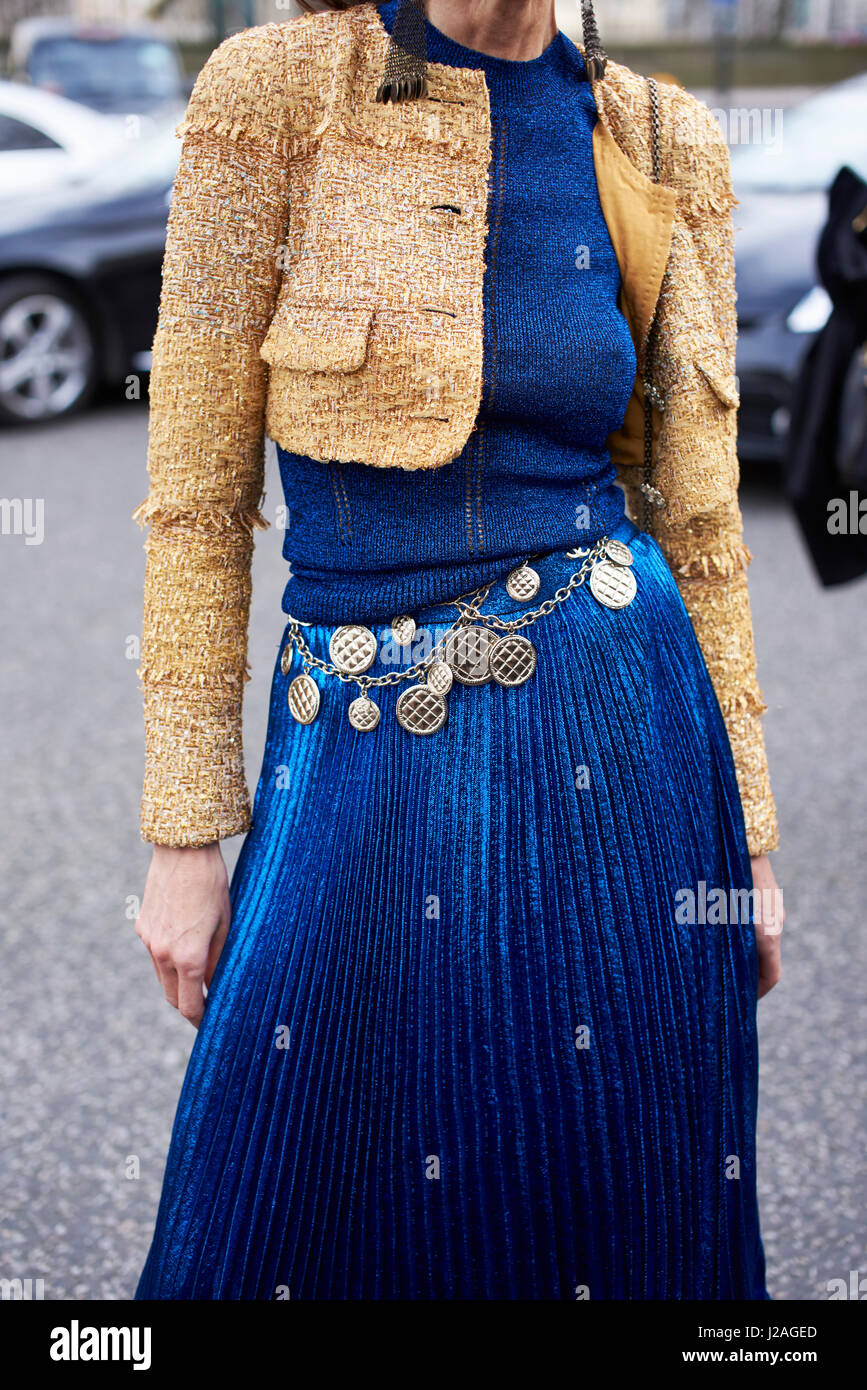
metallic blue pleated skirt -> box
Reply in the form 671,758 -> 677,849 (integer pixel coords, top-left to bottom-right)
136,515 -> 768,1300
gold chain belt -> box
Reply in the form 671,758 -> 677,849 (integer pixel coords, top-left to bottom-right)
281,537 -> 637,736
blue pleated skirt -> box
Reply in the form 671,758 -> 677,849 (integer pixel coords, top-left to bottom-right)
136,515 -> 768,1300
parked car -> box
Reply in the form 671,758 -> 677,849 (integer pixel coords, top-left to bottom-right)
0,122 -> 178,425
0,80 -> 128,199
7,18 -> 187,118
732,72 -> 867,463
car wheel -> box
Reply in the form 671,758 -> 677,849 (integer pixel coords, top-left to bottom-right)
0,276 -> 98,426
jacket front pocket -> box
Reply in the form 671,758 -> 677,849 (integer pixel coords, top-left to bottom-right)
259,303 -> 374,373
365,305 -> 467,419
260,300 -> 471,418
260,299 -> 484,471
694,352 -> 740,411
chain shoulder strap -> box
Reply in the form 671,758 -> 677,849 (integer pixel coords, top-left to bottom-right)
640,76 -> 665,535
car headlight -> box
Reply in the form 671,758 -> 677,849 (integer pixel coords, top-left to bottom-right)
786,284 -> 833,334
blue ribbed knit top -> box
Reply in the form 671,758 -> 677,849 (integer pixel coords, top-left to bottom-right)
277,0 -> 637,624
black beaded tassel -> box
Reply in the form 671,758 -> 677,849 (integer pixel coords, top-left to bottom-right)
375,0 -> 608,103
581,0 -> 608,81
376,0 -> 429,103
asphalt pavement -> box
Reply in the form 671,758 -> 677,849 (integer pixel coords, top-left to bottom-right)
0,397 -> 864,1300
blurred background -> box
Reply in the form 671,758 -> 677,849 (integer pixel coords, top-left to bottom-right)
0,0 -> 865,1301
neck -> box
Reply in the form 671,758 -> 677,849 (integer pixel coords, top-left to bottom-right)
423,0 -> 558,61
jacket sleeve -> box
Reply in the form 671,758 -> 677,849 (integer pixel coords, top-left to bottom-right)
629,97 -> 779,858
132,25 -> 291,846
655,505 -> 779,857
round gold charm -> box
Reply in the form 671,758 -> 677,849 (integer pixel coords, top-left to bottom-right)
426,660 -> 453,695
328,624 -> 377,674
280,643 -> 294,676
489,634 -> 537,686
347,696 -> 380,731
395,685 -> 447,735
443,625 -> 498,685
605,538 -> 634,567
288,673 -> 320,724
505,564 -> 540,602
390,614 -> 417,645
589,559 -> 638,610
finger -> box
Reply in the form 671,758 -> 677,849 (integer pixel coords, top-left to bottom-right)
204,918 -> 231,989
757,946 -> 781,998
156,958 -> 179,1011
177,967 -> 206,1028
757,956 -> 774,999
136,920 -> 163,984
145,946 -> 162,984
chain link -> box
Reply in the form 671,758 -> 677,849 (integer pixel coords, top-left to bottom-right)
283,539 -> 610,689
286,584 -> 492,690
451,540 -> 607,632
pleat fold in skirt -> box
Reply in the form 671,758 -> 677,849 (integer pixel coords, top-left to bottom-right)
136,515 -> 768,1300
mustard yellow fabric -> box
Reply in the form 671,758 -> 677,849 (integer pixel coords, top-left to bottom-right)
134,4 -> 778,855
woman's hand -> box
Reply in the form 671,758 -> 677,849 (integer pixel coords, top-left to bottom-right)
750,853 -> 784,1000
135,843 -> 231,1028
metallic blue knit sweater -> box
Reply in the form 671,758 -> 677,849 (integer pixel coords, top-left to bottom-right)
277,1 -> 637,625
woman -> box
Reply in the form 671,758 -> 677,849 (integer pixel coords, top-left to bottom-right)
133,0 -> 783,1300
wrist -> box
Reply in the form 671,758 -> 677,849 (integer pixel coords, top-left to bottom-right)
151,840 -> 222,858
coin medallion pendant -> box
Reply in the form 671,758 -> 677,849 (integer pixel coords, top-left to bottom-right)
288,673 -> 320,724
329,624 -> 377,674
426,660 -> 454,695
444,625 -> 498,685
604,538 -> 634,567
395,685 -> 448,735
489,634 -> 538,686
505,564 -> 541,602
348,696 -> 381,732
390,614 -> 417,646
589,559 -> 637,610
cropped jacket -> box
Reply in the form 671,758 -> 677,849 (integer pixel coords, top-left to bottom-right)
133,1 -> 779,856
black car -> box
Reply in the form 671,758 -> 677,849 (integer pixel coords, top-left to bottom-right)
8,19 -> 188,117
731,72 -> 867,463
0,124 -> 177,426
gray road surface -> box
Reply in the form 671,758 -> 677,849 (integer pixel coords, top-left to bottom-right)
0,399 -> 864,1300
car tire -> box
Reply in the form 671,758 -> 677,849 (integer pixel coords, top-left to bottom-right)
0,275 -> 99,426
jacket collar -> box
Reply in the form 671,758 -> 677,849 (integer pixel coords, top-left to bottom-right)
354,4 -> 675,361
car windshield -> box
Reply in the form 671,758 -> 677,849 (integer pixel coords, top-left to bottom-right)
729,80 -> 867,192
28,35 -> 181,107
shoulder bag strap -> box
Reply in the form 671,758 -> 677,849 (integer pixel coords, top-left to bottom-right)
641,76 -> 666,535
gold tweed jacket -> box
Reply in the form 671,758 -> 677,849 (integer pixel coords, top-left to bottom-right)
134,2 -> 779,856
